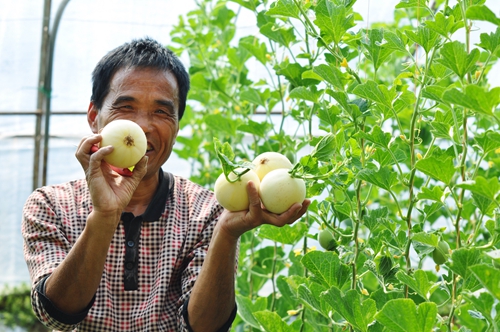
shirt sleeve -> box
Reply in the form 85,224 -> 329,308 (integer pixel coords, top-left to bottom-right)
180,297 -> 237,332
175,190 -> 238,331
22,187 -> 91,331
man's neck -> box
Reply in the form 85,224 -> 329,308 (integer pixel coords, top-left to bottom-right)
124,172 -> 160,216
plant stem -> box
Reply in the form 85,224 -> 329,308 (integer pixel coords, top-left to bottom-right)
249,232 -> 255,300
270,242 -> 278,311
352,120 -> 366,290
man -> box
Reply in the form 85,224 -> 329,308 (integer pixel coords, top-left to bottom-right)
22,37 -> 309,331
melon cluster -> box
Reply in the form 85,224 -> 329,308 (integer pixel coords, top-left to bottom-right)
214,152 -> 306,214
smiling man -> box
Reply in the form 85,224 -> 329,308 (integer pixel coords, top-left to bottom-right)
22,37 -> 310,332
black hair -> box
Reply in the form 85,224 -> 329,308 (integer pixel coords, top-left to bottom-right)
91,37 -> 190,120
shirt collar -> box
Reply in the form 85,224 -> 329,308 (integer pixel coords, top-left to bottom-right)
122,168 -> 171,222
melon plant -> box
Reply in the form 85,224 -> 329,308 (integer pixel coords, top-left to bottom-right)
171,0 -> 500,331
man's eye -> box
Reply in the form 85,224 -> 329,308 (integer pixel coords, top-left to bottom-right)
156,109 -> 174,116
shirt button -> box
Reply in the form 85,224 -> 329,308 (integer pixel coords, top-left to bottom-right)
125,262 -> 134,270
127,241 -> 135,247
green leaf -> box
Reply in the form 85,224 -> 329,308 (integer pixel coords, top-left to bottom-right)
362,29 -> 394,71
424,12 -> 463,38
235,295 -> 267,329
238,119 -> 272,138
354,125 -> 393,149
229,0 -> 259,11
428,110 -> 455,140
393,90 -> 416,114
326,90 -> 352,113
317,104 -> 340,127
456,176 -> 500,201
276,63 -> 306,87
466,5 -> 500,26
364,207 -> 389,231
356,167 -> 398,192
190,71 -> 210,90
266,0 -> 300,19
447,248 -> 482,282
474,130 -> 500,154
412,232 -> 439,247
405,25 -> 440,54
478,27 -> 500,55
469,264 -> 500,300
396,269 -> 439,300
443,86 -> 500,116
472,193 -> 496,215
372,147 -> 407,167
381,30 -> 409,54
239,36 -> 269,64
395,0 -> 431,11
227,46 -> 251,71
254,310 -> 294,332
334,201 -> 352,217
417,186 -> 445,202
313,64 -> 347,90
301,69 -> 323,82
422,85 -> 447,104
297,284 -> 329,317
321,287 -> 377,332
314,0 -> 355,45
352,80 -> 395,108
257,222 -> 308,245
438,41 -> 480,78
206,114 -> 239,136
289,86 -> 320,103
412,232 -> 440,257
463,291 -> 496,328
311,133 -> 336,162
259,22 -> 296,47
240,88 -> 265,106
415,152 -> 455,185
301,251 -> 351,289
375,299 -> 437,332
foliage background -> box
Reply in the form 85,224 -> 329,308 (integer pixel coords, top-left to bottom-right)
170,0 -> 500,331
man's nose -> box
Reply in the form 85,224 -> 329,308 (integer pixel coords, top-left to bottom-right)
133,114 -> 152,133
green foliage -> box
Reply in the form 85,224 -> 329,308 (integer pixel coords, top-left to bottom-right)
0,283 -> 47,331
170,0 -> 500,331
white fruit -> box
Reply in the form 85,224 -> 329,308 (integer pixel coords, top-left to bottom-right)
252,152 -> 293,181
214,168 -> 260,211
259,168 -> 306,214
100,119 -> 147,168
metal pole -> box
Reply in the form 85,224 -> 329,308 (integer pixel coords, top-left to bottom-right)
41,0 -> 71,186
33,0 -> 52,190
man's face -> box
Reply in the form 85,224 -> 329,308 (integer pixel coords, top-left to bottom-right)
89,66 -> 180,178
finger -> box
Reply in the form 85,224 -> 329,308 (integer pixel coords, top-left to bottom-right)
76,135 -> 103,170
75,135 -> 101,160
130,156 -> 148,180
246,180 -> 262,210
264,199 -> 310,227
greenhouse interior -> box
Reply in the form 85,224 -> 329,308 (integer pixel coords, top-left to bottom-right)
2,0 -> 500,331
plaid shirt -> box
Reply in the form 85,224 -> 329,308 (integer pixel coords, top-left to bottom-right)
22,170 -> 234,331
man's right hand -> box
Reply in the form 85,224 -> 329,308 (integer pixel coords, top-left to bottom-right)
75,134 -> 148,228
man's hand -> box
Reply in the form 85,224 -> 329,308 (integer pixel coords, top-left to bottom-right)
75,134 -> 148,226
216,180 -> 310,241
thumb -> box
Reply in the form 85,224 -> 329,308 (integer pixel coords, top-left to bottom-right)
131,156 -> 148,180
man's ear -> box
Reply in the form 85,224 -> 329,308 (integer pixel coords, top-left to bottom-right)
87,102 -> 99,134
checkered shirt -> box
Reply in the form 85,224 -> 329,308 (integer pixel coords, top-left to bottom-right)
22,170 -> 231,331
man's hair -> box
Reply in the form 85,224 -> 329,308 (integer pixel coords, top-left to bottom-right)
91,37 -> 190,120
